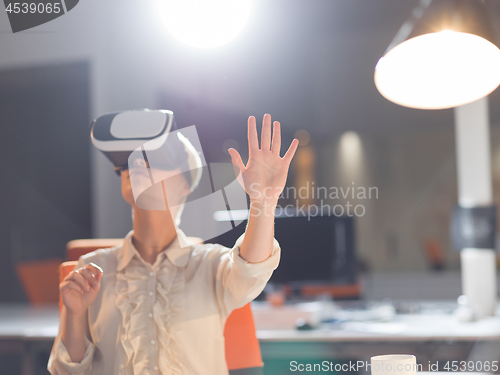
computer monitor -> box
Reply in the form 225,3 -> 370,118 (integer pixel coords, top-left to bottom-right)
209,210 -> 358,286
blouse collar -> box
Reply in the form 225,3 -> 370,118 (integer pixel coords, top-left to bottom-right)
117,229 -> 193,271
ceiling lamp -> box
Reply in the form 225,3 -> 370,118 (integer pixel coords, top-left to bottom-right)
374,0 -> 500,109
158,0 -> 253,49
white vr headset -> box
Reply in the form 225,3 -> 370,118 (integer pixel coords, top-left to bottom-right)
90,109 -> 195,186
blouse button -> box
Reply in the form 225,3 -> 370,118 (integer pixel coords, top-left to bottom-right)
150,339 -> 156,345
153,366 -> 158,371
149,291 -> 154,296
148,313 -> 153,318
149,271 -> 154,277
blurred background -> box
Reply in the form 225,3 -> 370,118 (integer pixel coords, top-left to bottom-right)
3,0 -> 500,372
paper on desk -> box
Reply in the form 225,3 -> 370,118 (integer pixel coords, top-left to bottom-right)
343,321 -> 405,334
252,301 -> 323,329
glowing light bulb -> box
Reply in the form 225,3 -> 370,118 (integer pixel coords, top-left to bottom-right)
375,31 -> 500,109
340,131 -> 361,164
158,0 -> 253,49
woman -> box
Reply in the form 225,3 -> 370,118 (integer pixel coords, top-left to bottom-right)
48,113 -> 298,374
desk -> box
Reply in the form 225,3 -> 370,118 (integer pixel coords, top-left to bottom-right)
0,303 -> 59,375
1,302 -> 499,375
257,314 -> 500,341
254,301 -> 500,373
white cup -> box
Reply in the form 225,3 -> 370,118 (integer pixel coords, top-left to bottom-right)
371,354 -> 417,375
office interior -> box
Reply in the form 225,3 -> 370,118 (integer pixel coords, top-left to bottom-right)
3,0 -> 500,374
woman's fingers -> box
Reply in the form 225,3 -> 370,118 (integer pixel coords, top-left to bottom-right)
271,121 -> 281,155
65,263 -> 103,293
84,263 -> 103,286
228,148 -> 246,189
283,138 -> 299,166
261,114 -> 272,151
88,263 -> 103,283
247,116 -> 259,153
61,280 -> 85,295
228,148 -> 245,172
71,269 -> 91,292
79,268 -> 99,289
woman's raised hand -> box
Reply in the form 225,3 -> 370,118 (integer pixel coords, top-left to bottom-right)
228,114 -> 298,204
60,262 -> 103,317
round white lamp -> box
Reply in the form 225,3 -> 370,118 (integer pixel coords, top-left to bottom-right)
374,0 -> 500,110
158,0 -> 253,49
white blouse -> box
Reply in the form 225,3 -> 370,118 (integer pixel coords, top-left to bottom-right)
47,229 -> 280,375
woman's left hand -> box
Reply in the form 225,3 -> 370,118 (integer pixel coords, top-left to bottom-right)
228,114 -> 298,204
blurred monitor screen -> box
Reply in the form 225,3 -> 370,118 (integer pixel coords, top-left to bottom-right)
209,210 -> 357,286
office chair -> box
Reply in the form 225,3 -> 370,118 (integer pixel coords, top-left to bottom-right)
66,238 -> 124,261
60,239 -> 264,375
298,282 -> 363,299
16,258 -> 63,304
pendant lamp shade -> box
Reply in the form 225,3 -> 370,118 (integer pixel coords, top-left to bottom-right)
374,0 -> 500,110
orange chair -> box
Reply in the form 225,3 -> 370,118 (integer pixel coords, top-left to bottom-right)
59,247 -> 263,374
16,258 -> 63,304
298,281 -> 363,299
66,238 -> 124,261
